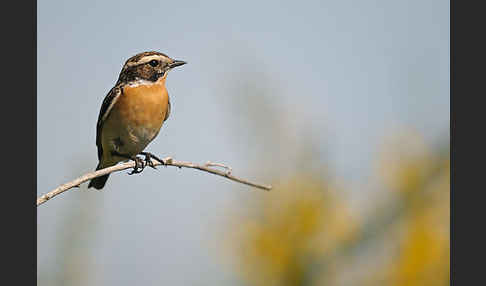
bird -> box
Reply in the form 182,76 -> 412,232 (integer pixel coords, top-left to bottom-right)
88,51 -> 186,190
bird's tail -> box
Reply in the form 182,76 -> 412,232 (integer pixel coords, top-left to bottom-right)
88,162 -> 110,190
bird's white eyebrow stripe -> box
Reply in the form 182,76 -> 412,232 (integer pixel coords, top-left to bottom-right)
125,55 -> 169,67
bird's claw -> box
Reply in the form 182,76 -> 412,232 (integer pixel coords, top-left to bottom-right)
139,152 -> 166,167
145,155 -> 157,169
128,157 -> 145,175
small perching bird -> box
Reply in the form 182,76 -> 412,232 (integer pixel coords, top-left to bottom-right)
88,51 -> 186,189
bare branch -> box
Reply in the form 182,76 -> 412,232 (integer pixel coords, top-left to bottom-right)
37,156 -> 272,207
205,161 -> 233,174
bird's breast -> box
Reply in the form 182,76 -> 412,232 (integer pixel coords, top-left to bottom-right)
116,78 -> 169,131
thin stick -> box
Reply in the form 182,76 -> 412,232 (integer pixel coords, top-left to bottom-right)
37,157 -> 272,207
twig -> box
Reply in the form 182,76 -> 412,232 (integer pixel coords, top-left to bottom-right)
37,156 -> 272,207
205,161 -> 233,174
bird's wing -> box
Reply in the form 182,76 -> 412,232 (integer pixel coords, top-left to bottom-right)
164,97 -> 171,122
95,86 -> 122,161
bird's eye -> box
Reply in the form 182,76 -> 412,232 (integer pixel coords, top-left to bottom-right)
149,60 -> 159,67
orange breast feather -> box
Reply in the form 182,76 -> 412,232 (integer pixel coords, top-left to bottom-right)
117,79 -> 169,131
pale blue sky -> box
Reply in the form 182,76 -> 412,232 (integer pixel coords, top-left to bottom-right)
37,0 -> 449,285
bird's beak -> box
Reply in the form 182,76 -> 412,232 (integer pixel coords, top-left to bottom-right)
169,60 -> 187,69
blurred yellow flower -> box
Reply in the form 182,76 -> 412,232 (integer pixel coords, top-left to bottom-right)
228,175 -> 357,286
226,131 -> 449,286
369,133 -> 450,286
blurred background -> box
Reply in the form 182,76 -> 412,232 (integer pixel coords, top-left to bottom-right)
37,0 -> 449,285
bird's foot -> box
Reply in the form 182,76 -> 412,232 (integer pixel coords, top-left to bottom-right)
139,152 -> 166,168
128,156 -> 145,175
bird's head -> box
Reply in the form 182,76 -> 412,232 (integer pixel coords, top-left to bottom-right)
117,51 -> 186,84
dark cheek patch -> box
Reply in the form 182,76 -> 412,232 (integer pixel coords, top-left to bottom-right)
150,72 -> 159,82
118,63 -> 161,83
